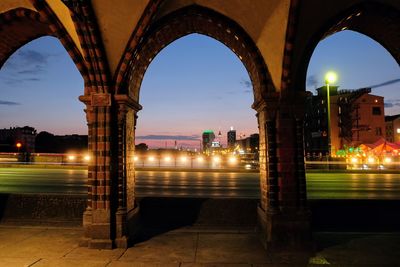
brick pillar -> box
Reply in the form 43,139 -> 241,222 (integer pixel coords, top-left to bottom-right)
254,95 -> 279,214
79,93 -> 114,249
254,92 -> 311,251
295,114 -> 308,210
81,102 -> 93,245
114,94 -> 142,248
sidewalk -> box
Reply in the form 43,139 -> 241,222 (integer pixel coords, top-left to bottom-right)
0,225 -> 399,266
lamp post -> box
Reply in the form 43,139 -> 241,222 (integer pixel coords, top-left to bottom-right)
16,142 -> 22,153
324,71 -> 337,157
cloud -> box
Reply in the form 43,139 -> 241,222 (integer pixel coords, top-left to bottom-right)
17,50 -> 48,65
240,79 -> 253,94
385,103 -> 394,108
0,100 -> 21,106
1,76 -> 41,85
17,65 -> 45,75
385,99 -> 400,108
307,75 -> 318,88
136,134 -> 200,141
0,49 -> 56,85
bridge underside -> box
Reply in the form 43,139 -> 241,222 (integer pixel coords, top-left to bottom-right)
1,0 -> 400,251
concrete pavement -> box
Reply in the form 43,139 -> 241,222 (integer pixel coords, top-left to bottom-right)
0,225 -> 399,266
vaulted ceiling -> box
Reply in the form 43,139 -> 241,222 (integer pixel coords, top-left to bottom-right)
1,0 -> 399,94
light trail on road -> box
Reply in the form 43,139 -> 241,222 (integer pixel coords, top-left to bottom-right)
1,167 -> 400,199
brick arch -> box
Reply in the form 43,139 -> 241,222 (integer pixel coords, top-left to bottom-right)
0,8 -> 50,69
293,1 -> 400,91
118,5 -> 273,105
0,6 -> 88,84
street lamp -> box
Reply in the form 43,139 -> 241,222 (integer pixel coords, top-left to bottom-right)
16,142 -> 22,153
325,71 -> 337,157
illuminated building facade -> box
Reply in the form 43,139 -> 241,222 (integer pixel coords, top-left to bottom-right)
385,114 -> 400,142
237,134 -> 259,154
304,87 -> 386,156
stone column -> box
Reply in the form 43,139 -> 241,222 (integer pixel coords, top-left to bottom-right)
114,94 -> 142,248
79,92 -> 114,249
294,107 -> 308,211
80,99 -> 93,246
254,91 -> 311,251
253,95 -> 279,215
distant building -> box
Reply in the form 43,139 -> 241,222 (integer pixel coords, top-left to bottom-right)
385,114 -> 400,142
35,132 -> 88,153
304,86 -> 386,156
202,130 -> 215,152
237,133 -> 259,154
0,126 -> 36,152
227,127 -> 236,149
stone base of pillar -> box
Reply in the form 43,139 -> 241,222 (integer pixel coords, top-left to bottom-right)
79,208 -> 92,247
257,205 -> 313,252
80,209 -> 113,249
114,236 -> 128,248
114,206 -> 140,248
126,206 -> 141,240
88,238 -> 114,249
80,206 -> 141,249
115,208 -> 128,248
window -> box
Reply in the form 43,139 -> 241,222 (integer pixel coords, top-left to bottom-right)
376,127 -> 382,136
372,107 -> 381,115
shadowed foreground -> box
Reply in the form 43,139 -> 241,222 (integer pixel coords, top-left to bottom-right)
0,226 -> 399,266
0,196 -> 400,265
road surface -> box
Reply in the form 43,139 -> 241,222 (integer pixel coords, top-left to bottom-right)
1,167 -> 400,199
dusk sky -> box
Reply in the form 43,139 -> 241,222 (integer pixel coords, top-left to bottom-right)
0,30 -> 399,149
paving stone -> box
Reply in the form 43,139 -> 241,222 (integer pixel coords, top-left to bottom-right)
64,247 -> 125,261
108,261 -> 179,267
0,226 -> 44,249
315,233 -> 400,265
0,228 -> 81,259
119,232 -> 197,263
31,258 -> 109,267
181,263 -> 251,267
196,233 -> 270,264
0,257 -> 41,267
0,226 -> 399,266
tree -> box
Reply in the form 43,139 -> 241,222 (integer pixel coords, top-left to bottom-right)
135,143 -> 148,151
35,131 -> 57,152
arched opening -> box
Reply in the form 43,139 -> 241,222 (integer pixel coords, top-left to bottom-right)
0,9 -> 87,224
134,32 -> 260,229
303,4 -> 400,231
118,6 -> 274,236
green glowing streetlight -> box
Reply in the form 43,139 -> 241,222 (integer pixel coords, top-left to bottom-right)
324,71 -> 338,157
325,71 -> 337,85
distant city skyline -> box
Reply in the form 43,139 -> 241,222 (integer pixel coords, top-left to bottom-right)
0,30 -> 399,149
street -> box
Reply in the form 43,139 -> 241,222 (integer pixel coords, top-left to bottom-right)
1,167 -> 400,199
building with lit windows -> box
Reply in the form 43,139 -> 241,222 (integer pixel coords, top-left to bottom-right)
237,134 -> 259,154
0,126 -> 37,152
385,114 -> 400,142
202,130 -> 215,153
227,127 -> 236,149
304,87 -> 386,156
